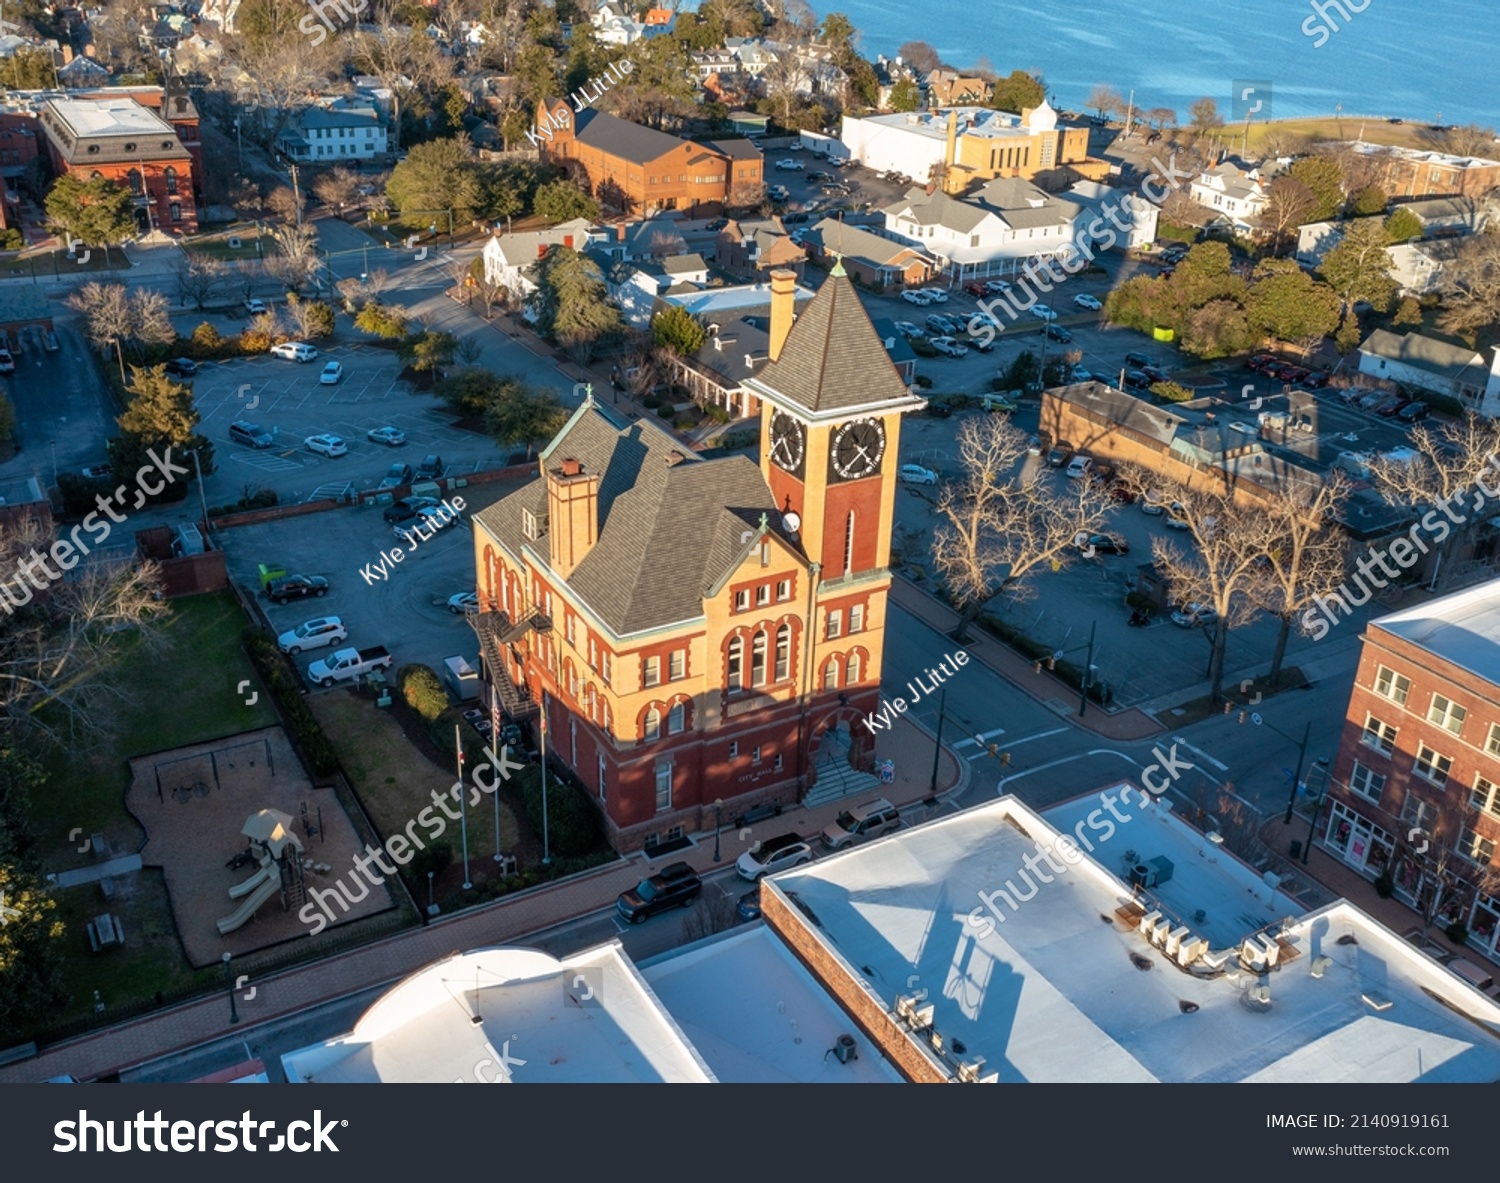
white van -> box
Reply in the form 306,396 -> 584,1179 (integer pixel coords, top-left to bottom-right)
1065,455 -> 1094,480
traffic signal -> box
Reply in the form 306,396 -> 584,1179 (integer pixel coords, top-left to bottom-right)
1000,751 -> 1011,766
1046,656 -> 1056,671
1238,710 -> 1248,724
1033,660 -> 1042,675
986,743 -> 999,758
1223,700 -> 1234,715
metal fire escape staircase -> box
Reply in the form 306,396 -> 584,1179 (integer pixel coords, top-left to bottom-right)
466,604 -> 551,720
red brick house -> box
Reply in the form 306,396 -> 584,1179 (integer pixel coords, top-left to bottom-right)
537,100 -> 762,216
1321,580 -> 1500,961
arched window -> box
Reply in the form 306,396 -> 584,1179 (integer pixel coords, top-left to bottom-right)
750,631 -> 767,687
644,706 -> 661,742
726,635 -> 743,689
823,658 -> 839,690
600,698 -> 611,734
667,701 -> 685,734
844,511 -> 855,573
164,165 -> 177,194
847,651 -> 863,685
127,169 -> 143,195
774,624 -> 790,682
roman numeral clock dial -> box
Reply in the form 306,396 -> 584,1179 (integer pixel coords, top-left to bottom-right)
829,418 -> 886,481
768,410 -> 806,476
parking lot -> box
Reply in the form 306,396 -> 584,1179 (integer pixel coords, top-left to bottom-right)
187,347 -> 503,507
221,476 -> 525,688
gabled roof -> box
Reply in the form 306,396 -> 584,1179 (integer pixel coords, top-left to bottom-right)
882,187 -> 989,234
1358,328 -> 1485,381
973,177 -> 1082,228
662,252 -> 707,275
474,403 -> 782,634
574,108 -> 695,165
747,267 -> 922,417
806,218 -> 928,268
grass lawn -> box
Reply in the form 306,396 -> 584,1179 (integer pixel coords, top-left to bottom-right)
1235,117 -> 1441,154
183,229 -> 279,262
28,591 -> 277,871
309,691 -> 525,898
0,246 -> 128,278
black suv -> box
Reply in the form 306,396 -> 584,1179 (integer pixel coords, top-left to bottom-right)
415,454 -> 445,481
164,357 -> 199,378
266,574 -> 329,604
617,862 -> 702,923
383,495 -> 438,525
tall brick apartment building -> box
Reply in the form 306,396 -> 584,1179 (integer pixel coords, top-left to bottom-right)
468,265 -> 924,851
1321,580 -> 1500,960
536,100 -> 762,216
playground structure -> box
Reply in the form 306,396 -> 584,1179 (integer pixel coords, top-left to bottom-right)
217,809 -> 307,935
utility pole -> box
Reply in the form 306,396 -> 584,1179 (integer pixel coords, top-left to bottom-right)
455,723 -> 471,889
192,447 -> 211,534
290,163 -> 303,228
1124,88 -> 1135,138
1078,620 -> 1096,718
539,693 -> 551,865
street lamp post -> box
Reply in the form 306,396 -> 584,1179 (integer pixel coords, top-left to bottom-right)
221,951 -> 239,1024
1274,719 -> 1313,825
713,798 -> 723,863
1302,759 -> 1332,865
426,870 -> 437,916
928,685 -> 948,793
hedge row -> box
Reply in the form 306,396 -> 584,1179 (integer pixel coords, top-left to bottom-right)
242,626 -> 340,776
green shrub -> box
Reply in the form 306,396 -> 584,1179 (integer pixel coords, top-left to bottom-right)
58,473 -> 114,515
705,405 -> 731,424
355,303 -> 409,339
1374,872 -> 1395,898
242,628 -> 340,776
190,322 -> 225,354
398,664 -> 449,721
514,770 -> 601,857
0,227 -> 21,251
716,428 -> 758,451
239,329 -> 272,354
673,415 -> 696,429
642,396 -> 662,409
656,405 -> 673,418
1150,381 -> 1195,404
913,374 -> 933,389
1446,920 -> 1470,945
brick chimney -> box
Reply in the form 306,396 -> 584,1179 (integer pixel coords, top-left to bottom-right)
945,109 -> 959,172
546,457 -> 599,578
768,269 -> 797,362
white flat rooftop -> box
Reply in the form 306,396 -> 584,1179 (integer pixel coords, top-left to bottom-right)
1043,785 -> 1303,948
47,96 -> 175,138
668,280 -> 814,317
855,107 -> 1035,142
767,796 -> 1500,1082
280,943 -> 713,1083
640,924 -> 902,1083
1372,577 -> 1500,688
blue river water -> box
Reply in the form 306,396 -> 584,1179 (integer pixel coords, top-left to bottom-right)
785,0 -> 1499,125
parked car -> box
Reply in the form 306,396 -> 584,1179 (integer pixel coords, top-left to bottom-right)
378,463 -> 413,490
1073,293 -> 1102,310
1141,364 -> 1169,383
1356,389 -> 1387,410
1246,352 -> 1278,373
901,289 -> 933,306
892,321 -> 922,338
1302,370 -> 1331,388
308,645 -> 393,687
1124,351 -> 1157,369
164,357 -> 199,378
270,341 -> 318,362
367,425 -> 406,447
319,361 -> 343,385
808,171 -> 832,182
926,399 -> 953,417
266,574 -> 329,604
983,393 -> 1018,413
229,420 -> 275,449
1031,304 -> 1059,320
964,281 -> 990,297
415,454 -> 445,480
1171,603 -> 1219,628
737,886 -> 762,922
919,288 -> 948,303
1398,400 -> 1431,423
80,464 -> 114,480
1375,395 -> 1411,417
1122,370 -> 1152,391
774,158 -> 804,170
898,463 -> 938,485
0,348 -> 13,375
616,862 -> 702,923
1164,501 -> 1192,529
736,833 -> 815,881
1044,323 -> 1072,343
1076,532 -> 1130,555
277,616 -> 347,655
1070,367 -> 1093,382
983,279 -> 1013,295
925,313 -> 961,334
1140,496 -> 1166,515
821,798 -> 901,850
969,336 -> 995,353
930,336 -> 969,357
383,495 -> 438,525
245,298 -> 267,314
304,433 -> 347,458
767,184 -> 790,201
448,591 -> 479,614
1065,455 -> 1094,480
1047,441 -> 1073,467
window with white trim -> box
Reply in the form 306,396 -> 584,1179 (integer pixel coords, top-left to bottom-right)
644,707 -> 661,742
1428,693 -> 1467,736
643,656 -> 661,687
774,624 -> 790,682
756,584 -> 770,606
849,604 -> 864,633
1348,761 -> 1384,802
735,589 -> 750,612
598,753 -> 606,801
847,650 -> 862,684
751,745 -> 762,763
1460,826 -> 1496,865
728,741 -> 738,758
565,614 -> 576,646
823,658 -> 838,690
654,762 -> 672,812
776,579 -> 791,601
1471,774 -> 1500,818
727,636 -> 743,688
1374,665 -> 1411,705
668,650 -> 685,681
1488,722 -> 1500,757
667,702 -> 685,734
844,511 -> 855,572
587,636 -> 597,670
601,651 -> 612,686
751,631 -> 767,687
1414,743 -> 1452,786
774,753 -> 783,771
827,609 -> 842,640
1362,714 -> 1397,755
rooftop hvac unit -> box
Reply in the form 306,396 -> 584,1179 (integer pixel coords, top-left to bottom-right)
910,1003 -> 935,1031
832,1034 -> 858,1064
1129,856 -> 1174,889
956,1056 -> 986,1083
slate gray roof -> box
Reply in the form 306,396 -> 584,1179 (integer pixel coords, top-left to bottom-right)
1359,328 -> 1485,381
973,177 -> 1081,229
684,317 -> 772,387
706,137 -> 762,161
473,403 -> 781,634
807,218 -> 925,267
574,108 -> 700,165
748,268 -> 920,415
1051,381 -> 1185,448
883,187 -> 988,234
662,252 -> 707,275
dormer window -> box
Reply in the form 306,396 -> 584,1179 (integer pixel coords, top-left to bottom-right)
522,508 -> 547,539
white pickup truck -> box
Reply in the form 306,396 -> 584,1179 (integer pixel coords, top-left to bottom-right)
307,645 -> 393,687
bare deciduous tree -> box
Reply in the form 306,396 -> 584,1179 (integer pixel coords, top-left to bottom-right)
931,417 -> 1111,641
264,224 -> 322,294
174,254 -> 230,311
265,185 -> 305,226
1438,229 -> 1500,339
312,167 -> 361,218
1256,176 -> 1318,255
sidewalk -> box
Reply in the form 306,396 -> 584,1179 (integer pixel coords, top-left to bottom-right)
0,716 -> 958,1084
888,577 -> 1164,742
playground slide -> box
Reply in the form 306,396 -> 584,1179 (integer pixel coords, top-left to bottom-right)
216,877 -> 280,935
227,864 -> 274,900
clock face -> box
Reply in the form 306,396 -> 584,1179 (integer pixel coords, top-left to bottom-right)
829,418 -> 886,482
768,410 -> 806,475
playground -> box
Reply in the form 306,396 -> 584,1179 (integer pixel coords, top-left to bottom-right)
126,726 -> 395,967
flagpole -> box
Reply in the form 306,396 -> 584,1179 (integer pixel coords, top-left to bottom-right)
456,723 -> 471,890
491,690 -> 503,862
540,693 -> 551,865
